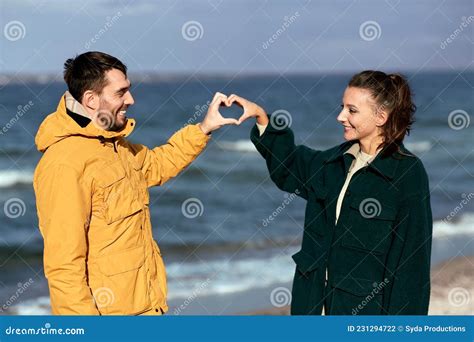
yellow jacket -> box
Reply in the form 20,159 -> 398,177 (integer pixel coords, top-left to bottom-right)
33,93 -> 210,315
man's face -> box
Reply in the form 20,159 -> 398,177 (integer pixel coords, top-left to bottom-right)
95,69 -> 134,131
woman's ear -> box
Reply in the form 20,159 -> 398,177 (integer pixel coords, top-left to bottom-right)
82,90 -> 99,112
374,104 -> 389,127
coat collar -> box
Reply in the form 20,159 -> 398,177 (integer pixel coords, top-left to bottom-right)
324,140 -> 400,180
35,93 -> 136,152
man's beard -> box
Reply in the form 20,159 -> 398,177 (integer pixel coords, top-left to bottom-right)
96,100 -> 127,131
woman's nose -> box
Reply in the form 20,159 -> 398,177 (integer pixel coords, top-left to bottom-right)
336,111 -> 346,123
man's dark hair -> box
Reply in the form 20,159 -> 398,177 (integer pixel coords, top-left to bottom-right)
63,51 -> 127,102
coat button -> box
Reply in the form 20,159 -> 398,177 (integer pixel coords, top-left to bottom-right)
346,190 -> 351,196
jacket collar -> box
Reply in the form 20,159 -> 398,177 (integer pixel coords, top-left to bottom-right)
324,140 -> 400,180
35,93 -> 136,152
58,92 -> 136,139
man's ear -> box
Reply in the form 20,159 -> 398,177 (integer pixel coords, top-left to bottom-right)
82,90 -> 99,111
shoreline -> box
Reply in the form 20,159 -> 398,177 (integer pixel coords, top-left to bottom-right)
4,255 -> 473,316
243,255 -> 474,315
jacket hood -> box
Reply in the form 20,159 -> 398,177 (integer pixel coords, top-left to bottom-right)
35,93 -> 136,153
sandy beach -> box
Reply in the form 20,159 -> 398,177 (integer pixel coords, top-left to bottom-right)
244,255 -> 474,315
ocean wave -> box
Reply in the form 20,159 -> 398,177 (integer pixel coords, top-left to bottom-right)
217,139 -> 433,154
166,247 -> 298,300
433,213 -> 474,238
6,214 -> 474,315
165,213 -> 474,300
0,170 -> 33,188
405,140 -> 432,153
216,140 -> 257,153
7,249 -> 298,315
7,296 -> 51,315
2,214 -> 473,260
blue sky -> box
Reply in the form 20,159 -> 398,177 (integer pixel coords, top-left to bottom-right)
0,0 -> 472,74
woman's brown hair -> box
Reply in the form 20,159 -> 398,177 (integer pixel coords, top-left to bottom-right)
348,70 -> 416,156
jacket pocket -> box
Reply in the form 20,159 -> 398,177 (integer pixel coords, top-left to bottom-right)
290,250 -> 323,315
328,276 -> 385,315
94,245 -> 151,315
304,181 -> 329,236
98,161 -> 143,224
341,196 -> 397,255
152,241 -> 168,299
132,162 -> 149,206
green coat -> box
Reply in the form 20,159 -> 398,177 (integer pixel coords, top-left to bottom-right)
250,121 -> 432,315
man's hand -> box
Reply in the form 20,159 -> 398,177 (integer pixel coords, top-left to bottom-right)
199,92 -> 240,135
226,94 -> 269,126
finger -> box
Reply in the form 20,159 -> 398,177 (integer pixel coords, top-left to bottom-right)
237,112 -> 250,124
210,94 -> 228,111
225,96 -> 234,107
227,94 -> 244,108
212,92 -> 227,104
221,118 -> 240,126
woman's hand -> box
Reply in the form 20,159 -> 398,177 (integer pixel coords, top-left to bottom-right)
226,94 -> 269,126
199,92 -> 240,134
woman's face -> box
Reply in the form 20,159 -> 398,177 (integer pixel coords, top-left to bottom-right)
337,86 -> 384,143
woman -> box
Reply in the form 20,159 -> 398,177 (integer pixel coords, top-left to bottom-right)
232,70 -> 433,315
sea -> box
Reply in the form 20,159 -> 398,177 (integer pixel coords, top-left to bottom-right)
0,71 -> 473,314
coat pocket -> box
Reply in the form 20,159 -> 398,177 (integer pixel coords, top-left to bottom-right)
328,276 -> 385,315
341,196 -> 397,255
152,241 -> 168,299
132,162 -> 149,206
94,245 -> 151,315
290,250 -> 323,315
304,181 -> 329,236
97,161 -> 143,224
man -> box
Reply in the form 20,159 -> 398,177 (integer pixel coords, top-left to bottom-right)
33,51 -> 238,315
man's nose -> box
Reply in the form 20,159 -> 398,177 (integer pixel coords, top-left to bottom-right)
125,91 -> 135,106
